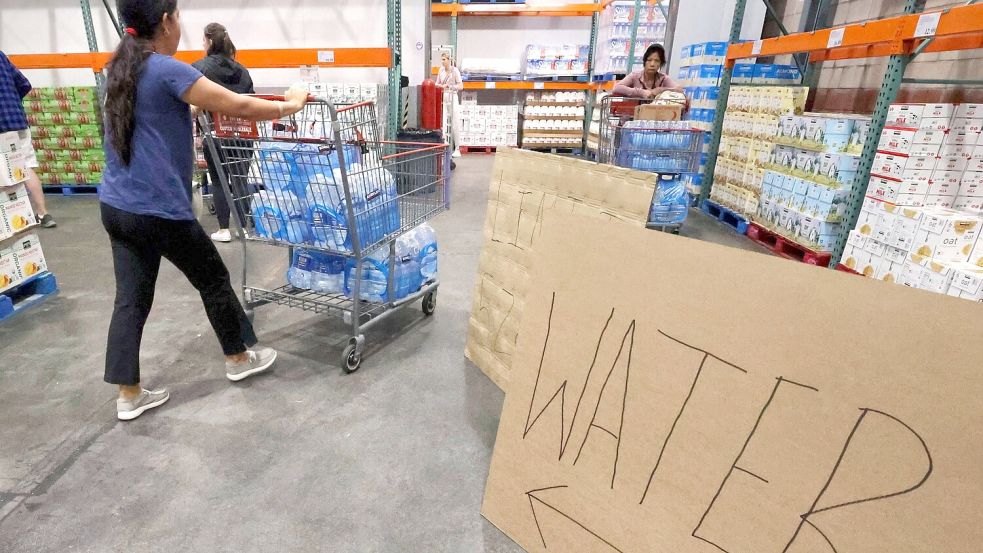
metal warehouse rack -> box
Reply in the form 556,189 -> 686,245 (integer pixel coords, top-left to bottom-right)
700,0 -> 983,268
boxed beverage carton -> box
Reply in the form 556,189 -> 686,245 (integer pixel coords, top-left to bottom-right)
937,154 -> 968,173
887,206 -> 923,251
872,152 -> 907,179
932,169 -> 964,190
905,155 -> 938,173
923,194 -> 956,208
901,258 -> 926,287
923,103 -> 955,119
878,128 -> 916,154
11,234 -> 46,280
951,118 -> 983,133
0,184 -> 35,240
874,257 -> 904,283
946,264 -> 983,301
953,196 -> 983,213
946,130 -> 976,145
818,152 -> 860,185
0,150 -> 28,188
920,118 -> 951,131
912,208 -> 981,262
846,119 -> 871,154
955,104 -> 983,118
868,175 -> 901,203
0,246 -> 18,292
919,259 -> 958,294
959,174 -> 983,197
887,104 -> 924,128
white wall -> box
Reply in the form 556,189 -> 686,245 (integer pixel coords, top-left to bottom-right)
668,0 -> 767,75
0,0 -> 424,89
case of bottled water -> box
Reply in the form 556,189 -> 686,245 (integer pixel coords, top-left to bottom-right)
287,248 -> 347,294
343,223 -> 438,303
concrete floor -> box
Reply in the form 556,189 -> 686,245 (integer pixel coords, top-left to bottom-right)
0,155 -> 765,552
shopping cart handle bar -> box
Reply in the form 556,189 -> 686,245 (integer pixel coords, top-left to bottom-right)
247,94 -> 320,103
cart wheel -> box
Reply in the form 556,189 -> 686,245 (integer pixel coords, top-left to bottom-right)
244,309 -> 255,323
422,292 -> 437,316
342,343 -> 362,373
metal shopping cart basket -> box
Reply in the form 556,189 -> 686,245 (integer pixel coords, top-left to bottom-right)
596,96 -> 703,234
198,96 -> 450,372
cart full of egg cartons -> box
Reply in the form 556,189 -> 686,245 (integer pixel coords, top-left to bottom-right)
197,97 -> 450,373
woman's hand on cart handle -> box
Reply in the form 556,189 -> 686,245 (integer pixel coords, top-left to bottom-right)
183,77 -> 308,122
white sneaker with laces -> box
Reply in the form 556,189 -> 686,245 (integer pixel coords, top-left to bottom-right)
226,347 -> 278,382
211,229 -> 232,243
451,149 -> 462,158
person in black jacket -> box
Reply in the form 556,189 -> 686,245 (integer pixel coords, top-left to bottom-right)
193,23 -> 254,243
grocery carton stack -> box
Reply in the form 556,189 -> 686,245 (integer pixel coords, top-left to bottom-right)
755,111 -> 872,252
710,85 -> 807,219
23,87 -> 104,186
842,102 -> 983,302
0,131 -> 49,296
457,104 -> 519,149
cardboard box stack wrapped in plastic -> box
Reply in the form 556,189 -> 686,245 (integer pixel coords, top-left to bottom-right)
711,85 -> 808,220
23,87 -> 104,186
843,103 -> 983,301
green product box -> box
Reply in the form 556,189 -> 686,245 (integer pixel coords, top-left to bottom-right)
83,171 -> 103,184
81,149 -> 105,162
71,87 -> 97,102
26,112 -> 56,127
39,137 -> 64,151
74,137 -> 102,150
76,124 -> 102,138
35,149 -> 55,163
41,99 -> 73,113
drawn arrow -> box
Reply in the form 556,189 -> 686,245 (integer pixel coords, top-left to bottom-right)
525,485 -> 626,553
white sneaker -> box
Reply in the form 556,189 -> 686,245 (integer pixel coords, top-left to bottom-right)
211,229 -> 232,243
452,149 -> 462,158
117,388 -> 170,421
226,347 -> 278,382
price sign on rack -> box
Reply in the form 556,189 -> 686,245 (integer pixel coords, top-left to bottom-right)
485,82 -> 496,90
533,82 -> 545,90
751,40 -> 763,56
915,12 -> 942,37
827,28 -> 845,48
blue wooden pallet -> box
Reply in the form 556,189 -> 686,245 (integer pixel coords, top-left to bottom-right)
527,75 -> 589,82
0,272 -> 58,323
43,184 -> 99,196
592,72 -> 626,82
701,199 -> 750,235
462,74 -> 523,82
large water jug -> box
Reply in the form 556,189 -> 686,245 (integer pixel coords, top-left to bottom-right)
397,224 -> 438,282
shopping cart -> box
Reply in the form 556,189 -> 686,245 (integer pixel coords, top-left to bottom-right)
595,96 -> 703,234
198,97 -> 450,372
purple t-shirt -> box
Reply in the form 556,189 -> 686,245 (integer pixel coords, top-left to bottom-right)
100,53 -> 203,220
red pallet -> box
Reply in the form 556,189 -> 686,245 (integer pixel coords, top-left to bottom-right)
460,145 -> 498,154
746,223 -> 833,267
835,263 -> 863,276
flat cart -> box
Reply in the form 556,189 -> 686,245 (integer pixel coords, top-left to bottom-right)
198,97 -> 450,372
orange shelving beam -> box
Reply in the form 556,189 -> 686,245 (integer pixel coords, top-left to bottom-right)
433,3 -> 600,17
725,3 -> 983,64
462,81 -> 592,90
9,47 -> 392,72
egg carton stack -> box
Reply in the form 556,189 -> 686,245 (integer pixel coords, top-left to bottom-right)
754,112 -> 872,252
457,104 -> 519,148
841,102 -> 983,301
520,91 -> 586,150
22,87 -> 104,187
711,85 -> 808,220
593,1 -> 666,77
0,132 -> 50,301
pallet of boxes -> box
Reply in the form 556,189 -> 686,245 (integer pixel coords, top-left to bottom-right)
23,87 -> 104,189
457,91 -> 518,153
840,102 -> 983,302
0,131 -> 55,321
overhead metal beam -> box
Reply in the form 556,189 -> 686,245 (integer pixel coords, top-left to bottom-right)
100,0 -> 123,38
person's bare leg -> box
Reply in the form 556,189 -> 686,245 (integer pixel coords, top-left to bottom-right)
23,168 -> 47,217
119,384 -> 142,400
226,352 -> 248,363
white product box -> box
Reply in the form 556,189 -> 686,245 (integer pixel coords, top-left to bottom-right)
868,175 -> 901,203
0,183 -> 34,241
841,243 -> 870,273
937,154 -> 968,173
918,260 -> 956,294
901,258 -> 926,288
970,231 -> 983,266
960,176 -> 983,198
896,193 -> 927,207
872,152 -> 907,179
964,171 -> 983,186
923,194 -> 956,208
460,91 -> 478,105
11,234 -> 46,280
0,246 -> 18,292
928,179 -> 959,197
920,118 -> 951,131
0,150 -> 28,188
878,128 -> 915,154
887,104 -> 924,128
856,250 -> 881,277
0,131 -> 21,153
953,195 -> 983,213
912,209 -> 981,262
946,264 -> 983,301
968,155 -> 983,173
913,128 -> 946,145
344,83 -> 362,102
905,155 -> 938,173
874,258 -> 904,283
939,143 -> 973,157
956,104 -> 983,119
899,176 -> 931,196
923,103 -> 955,119
946,131 -> 976,145
909,142 -> 942,157
932,172 -> 962,191
951,118 -> 983,133
361,84 -> 378,101
887,206 -> 924,250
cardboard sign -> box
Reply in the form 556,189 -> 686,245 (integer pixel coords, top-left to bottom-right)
465,149 -> 656,391
482,212 -> 983,552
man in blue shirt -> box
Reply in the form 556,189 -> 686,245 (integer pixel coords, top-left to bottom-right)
0,51 -> 56,228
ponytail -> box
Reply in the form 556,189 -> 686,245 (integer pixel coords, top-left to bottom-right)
105,0 -> 177,166
204,23 -> 237,58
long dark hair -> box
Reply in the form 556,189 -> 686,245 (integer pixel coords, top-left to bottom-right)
204,22 -> 236,58
105,0 -> 177,165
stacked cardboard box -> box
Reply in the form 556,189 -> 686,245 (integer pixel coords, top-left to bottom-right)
457,104 -> 519,148
843,102 -> 983,302
0,133 -> 48,295
755,112 -> 871,252
711,85 -> 808,219
521,92 -> 585,150
523,45 -> 589,79
23,87 -> 104,186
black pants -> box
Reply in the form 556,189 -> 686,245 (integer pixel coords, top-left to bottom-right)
101,202 -> 258,385
204,138 -> 253,230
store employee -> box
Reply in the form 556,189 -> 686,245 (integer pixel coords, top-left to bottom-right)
612,44 -> 684,100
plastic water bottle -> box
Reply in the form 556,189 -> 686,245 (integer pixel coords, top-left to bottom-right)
287,249 -> 315,289
310,252 -> 346,295
346,251 -> 390,303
